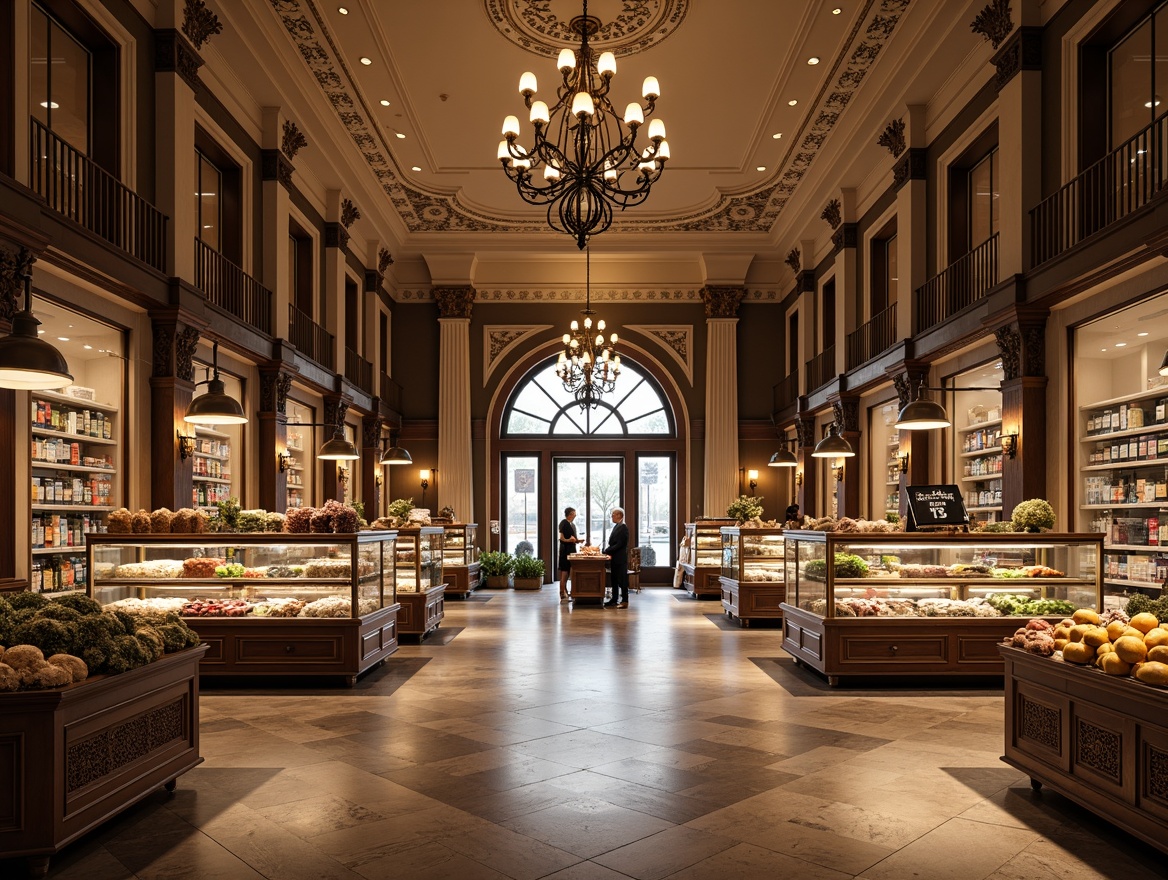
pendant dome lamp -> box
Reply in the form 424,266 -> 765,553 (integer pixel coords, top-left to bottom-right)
380,430 -> 413,465
894,380 -> 951,430
811,422 -> 855,458
0,272 -> 74,390
1159,347 -> 1168,377
768,438 -> 798,467
184,341 -> 247,425
317,428 -> 360,462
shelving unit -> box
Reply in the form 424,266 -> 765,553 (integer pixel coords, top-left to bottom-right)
286,403 -> 312,510
885,435 -> 901,519
190,425 -> 232,510
957,420 -> 1002,520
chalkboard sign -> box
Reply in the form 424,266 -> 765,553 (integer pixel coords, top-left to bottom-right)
905,485 -> 969,531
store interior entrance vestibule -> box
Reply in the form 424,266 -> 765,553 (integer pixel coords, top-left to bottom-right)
554,458 -> 623,557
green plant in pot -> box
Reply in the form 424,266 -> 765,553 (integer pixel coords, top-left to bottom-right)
511,555 -> 545,590
479,550 -> 515,588
726,495 -> 763,524
1011,498 -> 1055,533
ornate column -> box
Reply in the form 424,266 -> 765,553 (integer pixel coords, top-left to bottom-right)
150,313 -> 203,510
702,286 -> 744,516
362,412 -> 384,519
323,194 -> 359,375
889,361 -> 931,521
321,395 -> 350,502
258,367 -> 293,511
830,395 -> 861,518
881,108 -> 927,339
795,414 -> 818,520
435,287 -> 474,522
823,194 -> 858,372
993,310 -> 1048,515
261,115 -> 305,339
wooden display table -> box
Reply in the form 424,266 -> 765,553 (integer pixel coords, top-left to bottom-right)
444,562 -> 481,598
568,554 -> 609,604
396,584 -> 445,639
681,563 -> 721,599
0,646 -> 208,877
720,577 -> 786,626
999,645 -> 1168,855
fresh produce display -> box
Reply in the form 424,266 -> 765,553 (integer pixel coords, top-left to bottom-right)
726,495 -> 764,523
986,593 -> 1076,616
1125,593 -> 1168,622
214,563 -> 246,578
804,594 -> 1076,619
281,500 -> 363,534
798,516 -> 900,533
180,598 -> 250,617
1005,619 -> 1057,655
183,557 -> 225,578
113,560 -> 185,579
1011,498 -> 1056,532
804,553 -> 870,580
250,598 -> 306,618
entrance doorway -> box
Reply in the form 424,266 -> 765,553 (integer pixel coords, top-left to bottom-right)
554,458 -> 623,554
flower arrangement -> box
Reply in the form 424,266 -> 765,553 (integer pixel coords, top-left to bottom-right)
726,495 -> 764,524
479,551 -> 515,578
1011,498 -> 1055,532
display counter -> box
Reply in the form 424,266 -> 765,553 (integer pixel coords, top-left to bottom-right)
780,531 -> 1103,684
680,520 -> 733,599
718,526 -> 785,626
568,553 -> 609,604
86,532 -> 399,685
440,522 -> 480,598
999,645 -> 1168,856
394,526 -> 446,638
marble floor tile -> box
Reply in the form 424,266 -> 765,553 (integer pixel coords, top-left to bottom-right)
500,797 -> 674,859
663,841 -> 855,880
591,825 -> 739,879
858,817 -> 1039,880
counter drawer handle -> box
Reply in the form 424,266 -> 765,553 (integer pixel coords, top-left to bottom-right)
285,645 -> 295,653
889,644 -> 898,654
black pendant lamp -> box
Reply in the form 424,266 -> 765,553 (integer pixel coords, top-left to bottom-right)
811,422 -> 855,458
1160,348 -> 1168,377
0,273 -> 74,390
380,431 -> 412,466
318,428 -> 360,461
184,341 -> 247,425
768,438 -> 798,467
894,381 -> 951,430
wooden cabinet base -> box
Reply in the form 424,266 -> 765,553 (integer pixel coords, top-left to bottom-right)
720,578 -> 785,627
0,646 -> 208,877
999,645 -> 1168,855
782,604 -> 1039,685
681,564 -> 720,599
397,585 -> 445,639
186,605 -> 399,686
444,563 -> 480,598
569,557 -> 608,604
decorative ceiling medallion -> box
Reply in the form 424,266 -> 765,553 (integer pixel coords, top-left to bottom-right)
485,0 -> 690,58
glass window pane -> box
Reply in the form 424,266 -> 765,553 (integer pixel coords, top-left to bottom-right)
588,461 -> 622,549
625,410 -> 669,433
30,8 -> 49,129
511,379 -> 558,424
197,154 -> 222,251
969,152 -> 993,248
886,234 -> 898,305
990,148 -> 1000,236
1111,18 -> 1153,147
637,455 -> 672,567
504,456 -> 539,557
506,411 -> 550,434
49,19 -> 89,154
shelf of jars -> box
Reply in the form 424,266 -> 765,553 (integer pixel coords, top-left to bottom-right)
286,406 -> 312,511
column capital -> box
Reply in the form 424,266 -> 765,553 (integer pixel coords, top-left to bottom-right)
700,286 -> 745,318
992,26 -> 1042,91
0,246 -> 37,327
893,148 -> 927,190
829,394 -> 861,435
153,29 -> 203,89
886,359 -> 930,408
259,367 -> 296,414
150,312 -> 205,382
434,287 -> 475,319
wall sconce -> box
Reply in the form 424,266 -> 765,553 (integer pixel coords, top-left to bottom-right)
747,469 -> 759,494
277,451 -> 291,473
420,468 -> 436,506
177,431 -> 195,461
794,471 -> 804,486
374,471 -> 383,488
898,452 -> 909,474
1001,433 -> 1018,459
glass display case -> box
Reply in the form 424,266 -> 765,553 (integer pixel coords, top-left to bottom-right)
84,532 -> 400,685
718,527 -> 785,626
781,531 -> 1104,684
681,519 -> 733,598
440,522 -> 481,597
392,526 -> 446,637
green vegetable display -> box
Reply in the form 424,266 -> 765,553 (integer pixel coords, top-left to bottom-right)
1126,593 -> 1168,621
215,563 -> 246,578
386,498 -> 415,521
804,553 -> 869,580
1011,498 -> 1055,532
985,593 -> 1075,616
726,495 -> 764,524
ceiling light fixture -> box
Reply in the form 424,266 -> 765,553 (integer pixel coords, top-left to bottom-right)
411,166 -> 421,171
812,422 -> 855,458
359,56 -> 372,65
0,272 -> 74,390
772,132 -> 782,139
395,132 -> 405,139
556,245 -> 620,410
380,99 -> 391,106
380,429 -> 413,466
788,99 -> 798,106
756,166 -> 766,171
338,6 -> 348,13
184,341 -> 247,425
768,437 -> 798,467
1160,348 -> 1168,376
1138,332 -> 1149,337
895,381 -> 950,430
807,57 -> 820,64
317,428 -> 360,461
498,0 -> 669,249
832,7 -> 842,14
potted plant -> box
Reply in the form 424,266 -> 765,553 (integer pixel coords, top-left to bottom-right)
511,554 -> 545,590
726,494 -> 764,524
479,550 -> 515,588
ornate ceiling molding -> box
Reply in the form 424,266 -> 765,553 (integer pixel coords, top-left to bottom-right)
392,287 -> 782,304
485,0 -> 690,59
625,324 -> 692,384
483,324 -> 553,384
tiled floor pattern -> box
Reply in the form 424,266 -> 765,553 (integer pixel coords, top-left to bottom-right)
11,588 -> 1165,879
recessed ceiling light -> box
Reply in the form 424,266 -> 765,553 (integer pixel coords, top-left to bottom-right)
40,101 -> 60,109
37,330 -> 45,336
338,6 -> 349,13
395,132 -> 406,139
1115,342 -> 1127,347
772,132 -> 782,139
83,344 -> 93,350
1101,348 -> 1108,352
57,337 -> 69,342
832,7 -> 842,14
788,99 -> 798,106
380,99 -> 391,106
359,57 -> 372,65
807,57 -> 820,65
1138,331 -> 1149,337
411,165 -> 421,172
756,166 -> 766,171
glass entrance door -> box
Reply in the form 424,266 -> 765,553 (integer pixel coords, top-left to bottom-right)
554,459 -> 623,555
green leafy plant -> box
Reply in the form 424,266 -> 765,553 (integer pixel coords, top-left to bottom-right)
386,498 -> 414,520
976,520 -> 1016,533
1011,498 -> 1055,532
512,555 -> 546,579
479,550 -> 515,577
804,553 -> 869,580
726,495 -> 763,523
216,496 -> 241,530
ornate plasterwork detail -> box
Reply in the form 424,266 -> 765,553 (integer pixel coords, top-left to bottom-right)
832,397 -> 860,434
324,222 -> 349,251
893,148 -> 927,189
995,325 -> 1021,380
795,416 -> 816,449
394,287 -> 782,304
175,327 -> 200,382
820,199 -> 842,229
832,223 -> 858,251
785,249 -> 801,274
362,413 -> 384,448
259,369 -> 279,412
878,118 -> 906,157
323,396 -> 349,431
154,29 -> 202,88
994,27 -> 1042,91
627,325 -> 693,385
276,372 -> 292,413
151,324 -> 174,378
260,150 -> 294,189
485,0 -> 690,59
282,119 -> 307,159
0,246 -> 34,324
892,372 -> 912,409
483,325 -> 553,384
971,0 -> 1013,50
182,0 -> 222,50
434,287 -> 475,319
272,0 -> 909,238
341,198 -> 361,228
701,287 -> 745,318
378,248 -> 393,273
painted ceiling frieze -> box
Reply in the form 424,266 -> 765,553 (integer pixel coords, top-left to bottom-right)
485,0 -> 690,58
393,288 -> 780,304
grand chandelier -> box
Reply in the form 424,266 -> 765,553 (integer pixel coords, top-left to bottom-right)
556,247 -> 620,409
497,0 -> 670,249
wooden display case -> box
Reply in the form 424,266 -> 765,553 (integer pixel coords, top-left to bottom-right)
781,531 -> 1103,685
0,646 -> 208,877
86,532 -> 399,686
999,645 -> 1168,856
719,527 -> 786,626
440,522 -> 480,598
567,553 -> 609,604
680,520 -> 732,599
393,526 -> 446,638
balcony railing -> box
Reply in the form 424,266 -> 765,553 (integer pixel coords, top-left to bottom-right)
345,346 -> 373,394
380,373 -> 402,411
30,119 -> 167,272
772,371 -> 799,412
1031,113 -> 1168,266
193,239 -> 273,335
914,233 -> 998,333
805,345 -> 837,393
289,305 -> 335,369
846,302 -> 898,370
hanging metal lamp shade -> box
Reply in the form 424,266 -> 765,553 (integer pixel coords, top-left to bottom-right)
318,430 -> 360,461
768,447 -> 798,467
380,444 -> 413,465
894,395 -> 951,430
0,275 -> 73,391
184,375 -> 247,425
811,423 -> 854,458
1159,348 -> 1168,377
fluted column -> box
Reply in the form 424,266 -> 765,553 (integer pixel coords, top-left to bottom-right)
435,288 -> 474,521
701,287 -> 744,517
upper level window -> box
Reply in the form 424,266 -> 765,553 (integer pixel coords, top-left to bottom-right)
194,128 -> 242,263
870,218 -> 898,314
30,4 -> 91,155
504,358 -> 673,436
1109,6 -> 1168,148
195,151 -> 221,252
968,148 -> 999,249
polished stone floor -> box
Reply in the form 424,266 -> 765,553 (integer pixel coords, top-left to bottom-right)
15,588 -> 1165,879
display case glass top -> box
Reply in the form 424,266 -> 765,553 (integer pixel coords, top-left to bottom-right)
394,526 -> 445,593
440,523 -> 478,566
720,527 -> 785,583
683,520 -> 734,568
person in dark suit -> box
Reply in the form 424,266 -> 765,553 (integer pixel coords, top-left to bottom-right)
557,507 -> 579,602
603,507 -> 630,608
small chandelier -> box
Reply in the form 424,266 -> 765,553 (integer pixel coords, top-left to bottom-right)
497,0 -> 670,249
556,246 -> 619,410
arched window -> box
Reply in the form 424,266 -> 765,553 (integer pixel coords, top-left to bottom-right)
503,357 -> 675,437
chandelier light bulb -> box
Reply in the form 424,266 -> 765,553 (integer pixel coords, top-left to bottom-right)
610,332 -> 618,343
604,162 -> 617,181
572,91 -> 594,118
530,100 -> 550,126
597,319 -> 605,331
562,334 -> 570,345
497,140 -> 511,162
502,115 -> 520,137
647,118 -> 666,141
571,320 -> 579,331
558,48 -> 576,71
544,164 -> 561,181
584,316 -> 593,329
623,103 -> 644,127
642,76 -> 660,100
519,71 -> 538,95
598,51 -> 616,77
656,140 -> 670,160
596,334 -> 604,345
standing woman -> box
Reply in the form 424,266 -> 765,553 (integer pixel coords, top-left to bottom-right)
558,507 -> 579,602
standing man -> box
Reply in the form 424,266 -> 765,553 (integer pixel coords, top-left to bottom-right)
603,507 -> 630,608
558,507 -> 579,603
